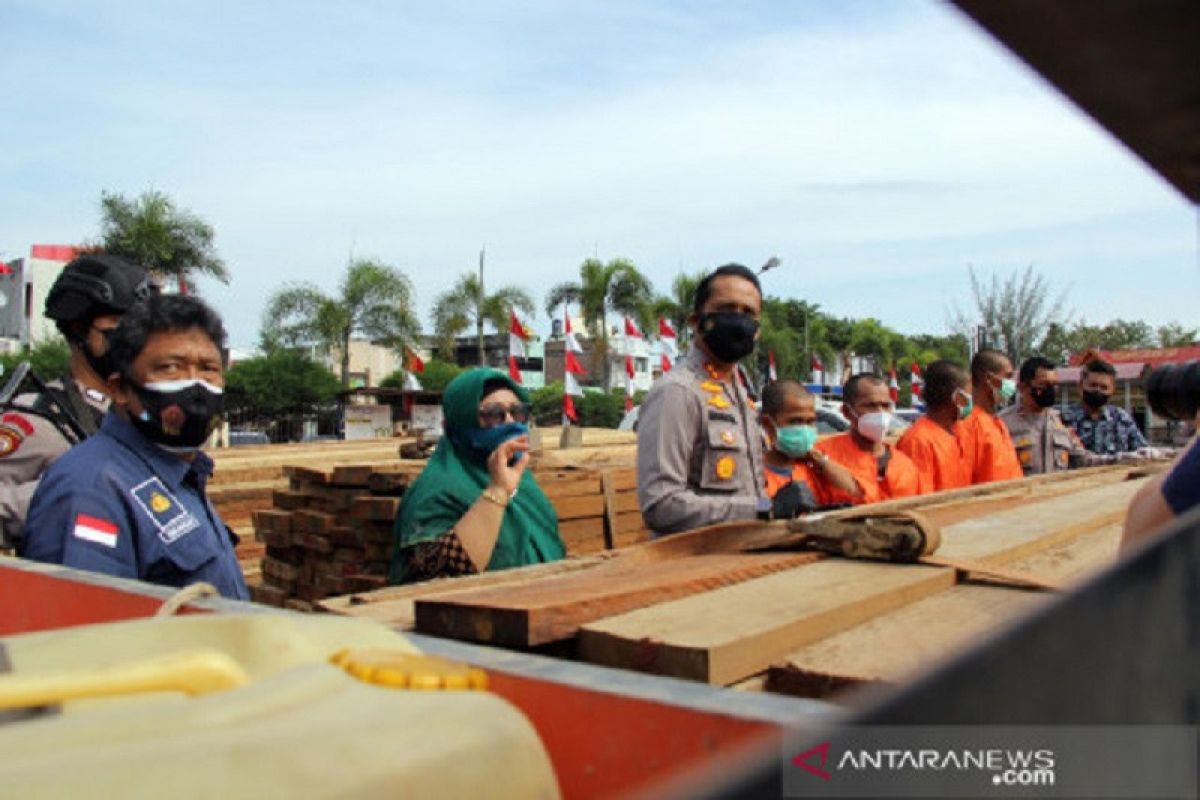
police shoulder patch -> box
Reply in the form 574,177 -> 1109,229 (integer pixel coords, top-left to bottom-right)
130,477 -> 199,544
0,413 -> 33,458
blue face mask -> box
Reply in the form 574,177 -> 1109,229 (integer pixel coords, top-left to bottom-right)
776,424 -> 818,458
461,421 -> 529,461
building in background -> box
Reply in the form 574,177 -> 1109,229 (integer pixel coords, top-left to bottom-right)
0,244 -> 80,352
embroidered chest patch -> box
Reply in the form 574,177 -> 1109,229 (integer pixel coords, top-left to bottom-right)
131,477 -> 199,544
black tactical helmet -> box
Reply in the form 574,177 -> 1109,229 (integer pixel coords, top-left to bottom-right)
44,253 -> 156,325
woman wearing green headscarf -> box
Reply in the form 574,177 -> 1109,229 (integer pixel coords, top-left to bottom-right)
391,368 -> 566,583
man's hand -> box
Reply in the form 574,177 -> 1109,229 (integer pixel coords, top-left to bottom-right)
771,481 -> 818,520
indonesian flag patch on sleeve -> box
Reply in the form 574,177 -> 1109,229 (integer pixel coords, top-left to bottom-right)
73,514 -> 119,548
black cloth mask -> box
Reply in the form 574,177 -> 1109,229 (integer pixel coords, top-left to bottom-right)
1082,390 -> 1109,409
699,312 -> 759,363
1031,385 -> 1057,409
131,379 -> 225,451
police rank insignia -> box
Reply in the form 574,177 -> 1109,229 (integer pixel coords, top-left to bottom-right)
131,477 -> 199,544
720,430 -> 736,445
715,455 -> 736,480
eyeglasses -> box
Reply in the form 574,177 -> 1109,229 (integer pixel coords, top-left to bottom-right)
478,402 -> 532,425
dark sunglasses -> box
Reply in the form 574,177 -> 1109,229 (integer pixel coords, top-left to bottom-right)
478,402 -> 532,425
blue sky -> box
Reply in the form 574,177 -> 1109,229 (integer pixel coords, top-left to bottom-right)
2,0 -> 1196,349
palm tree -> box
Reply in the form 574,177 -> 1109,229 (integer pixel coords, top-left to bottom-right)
549,258 -> 653,387
98,190 -> 230,289
433,272 -> 534,365
649,270 -> 705,351
262,258 -> 419,387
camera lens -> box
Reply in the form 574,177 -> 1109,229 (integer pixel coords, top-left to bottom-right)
1147,361 -> 1200,421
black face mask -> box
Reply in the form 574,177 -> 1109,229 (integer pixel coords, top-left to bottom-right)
131,379 -> 225,451
80,332 -> 118,381
699,312 -> 759,363
1031,385 -> 1057,409
1082,390 -> 1109,409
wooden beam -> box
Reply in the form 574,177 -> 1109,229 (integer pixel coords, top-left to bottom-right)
576,560 -> 956,685
766,521 -> 1124,698
414,552 -> 820,647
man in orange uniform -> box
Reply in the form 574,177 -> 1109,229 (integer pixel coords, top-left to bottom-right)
813,374 -> 921,505
959,349 -> 1024,483
760,380 -> 862,513
896,360 -> 972,493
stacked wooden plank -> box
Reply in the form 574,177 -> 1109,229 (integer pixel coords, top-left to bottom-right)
249,463 -> 422,610
325,464 -> 1156,700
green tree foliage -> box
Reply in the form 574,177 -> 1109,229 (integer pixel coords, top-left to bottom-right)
433,272 -> 533,365
950,265 -> 1071,365
0,338 -> 72,383
528,383 -> 639,429
262,258 -> 419,387
225,351 -> 341,418
547,258 -> 653,387
1156,322 -> 1198,348
380,359 -> 462,393
1042,318 -> 1193,363
98,190 -> 229,288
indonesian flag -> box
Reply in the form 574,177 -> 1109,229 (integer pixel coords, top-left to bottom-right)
624,317 -> 642,338
563,394 -> 579,423
625,354 -> 635,380
888,366 -> 900,403
768,350 -> 778,382
508,355 -> 522,384
564,313 -> 583,355
564,350 -> 586,377
405,346 -> 425,373
658,316 -> 677,369
911,362 -> 924,400
624,354 -> 636,412
811,354 -> 824,372
625,394 -> 634,413
564,371 -> 584,397
404,372 -> 423,392
509,311 -> 530,359
0,261 -> 12,275
73,513 -> 118,548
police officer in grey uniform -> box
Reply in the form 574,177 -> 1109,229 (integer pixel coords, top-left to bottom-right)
0,254 -> 154,548
638,264 -> 795,537
1000,355 -> 1110,475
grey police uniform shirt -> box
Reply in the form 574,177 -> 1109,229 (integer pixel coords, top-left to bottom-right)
0,381 -> 107,548
637,347 -> 765,537
998,405 -> 1107,475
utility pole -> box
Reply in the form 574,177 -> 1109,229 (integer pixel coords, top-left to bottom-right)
477,245 -> 486,366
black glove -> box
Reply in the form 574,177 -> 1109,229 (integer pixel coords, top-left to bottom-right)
771,481 -> 818,520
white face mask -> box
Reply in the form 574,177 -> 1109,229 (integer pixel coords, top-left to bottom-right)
855,411 -> 892,443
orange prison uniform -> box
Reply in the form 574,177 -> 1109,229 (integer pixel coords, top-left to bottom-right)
763,460 -> 836,506
812,432 -> 921,505
958,407 -> 1023,484
895,416 -> 971,494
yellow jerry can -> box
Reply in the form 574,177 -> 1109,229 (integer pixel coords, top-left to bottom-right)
0,614 -> 560,799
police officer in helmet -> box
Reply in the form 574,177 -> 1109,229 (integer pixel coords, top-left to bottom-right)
0,253 -> 154,548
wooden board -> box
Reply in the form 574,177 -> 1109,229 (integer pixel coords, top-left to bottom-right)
576,560 -> 956,685
766,522 -> 1124,698
574,479 -> 1141,686
414,552 -> 821,647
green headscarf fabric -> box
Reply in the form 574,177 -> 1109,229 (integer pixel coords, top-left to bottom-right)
390,368 -> 565,583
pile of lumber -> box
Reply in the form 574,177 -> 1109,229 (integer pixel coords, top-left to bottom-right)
247,461 -> 651,610
324,465 -> 1157,699
249,463 -> 421,610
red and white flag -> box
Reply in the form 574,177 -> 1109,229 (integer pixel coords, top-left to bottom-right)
910,362 -> 924,401
768,350 -> 778,382
888,366 -> 900,403
509,311 -> 530,359
563,394 -> 579,423
403,373 -> 423,392
658,316 -> 678,368
73,513 -> 118,548
624,317 -> 642,338
564,313 -> 583,355
811,354 -> 824,372
405,346 -> 425,373
624,354 -> 636,411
